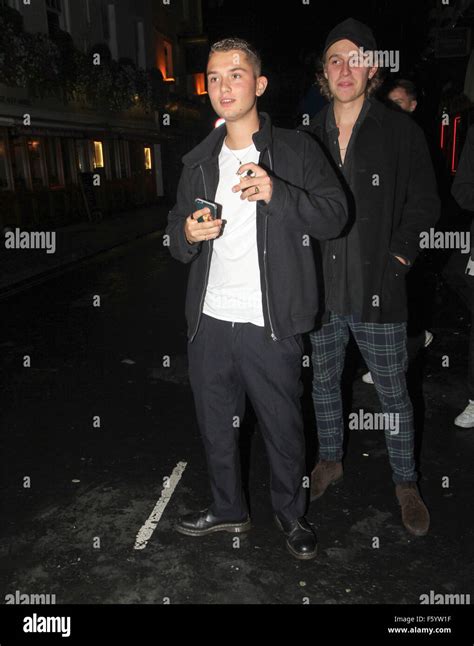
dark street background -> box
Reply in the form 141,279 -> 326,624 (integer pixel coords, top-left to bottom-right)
0,217 -> 472,605
0,0 -> 473,627
202,0 -> 445,130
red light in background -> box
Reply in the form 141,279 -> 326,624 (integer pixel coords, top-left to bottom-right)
451,115 -> 461,174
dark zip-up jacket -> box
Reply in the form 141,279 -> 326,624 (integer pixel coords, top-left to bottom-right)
166,112 -> 348,343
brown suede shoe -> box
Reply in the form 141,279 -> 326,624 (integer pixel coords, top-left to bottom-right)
310,460 -> 343,502
395,482 -> 430,536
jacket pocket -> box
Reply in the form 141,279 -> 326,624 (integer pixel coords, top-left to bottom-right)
381,252 -> 408,314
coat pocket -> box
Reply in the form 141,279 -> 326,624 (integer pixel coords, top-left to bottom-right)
381,252 -> 409,314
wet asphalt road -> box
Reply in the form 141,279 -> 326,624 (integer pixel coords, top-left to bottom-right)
0,234 -> 473,606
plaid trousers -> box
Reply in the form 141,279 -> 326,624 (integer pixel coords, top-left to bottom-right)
309,313 -> 417,483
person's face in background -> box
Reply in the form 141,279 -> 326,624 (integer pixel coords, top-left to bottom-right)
388,86 -> 417,113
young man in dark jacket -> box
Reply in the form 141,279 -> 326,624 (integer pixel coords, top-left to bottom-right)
166,38 -> 347,560
302,19 -> 440,536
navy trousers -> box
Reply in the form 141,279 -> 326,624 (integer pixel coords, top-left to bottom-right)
187,313 -> 307,523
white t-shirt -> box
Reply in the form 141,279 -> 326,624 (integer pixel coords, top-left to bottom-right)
203,141 -> 265,326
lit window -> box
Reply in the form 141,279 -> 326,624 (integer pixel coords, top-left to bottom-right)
93,141 -> 104,168
194,73 -> 207,95
144,147 -> 152,170
157,37 -> 175,81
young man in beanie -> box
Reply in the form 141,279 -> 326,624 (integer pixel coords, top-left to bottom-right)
166,38 -> 347,559
303,18 -> 440,536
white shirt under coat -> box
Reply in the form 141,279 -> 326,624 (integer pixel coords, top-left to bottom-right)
203,141 -> 265,327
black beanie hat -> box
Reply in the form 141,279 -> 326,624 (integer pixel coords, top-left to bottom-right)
323,17 -> 377,57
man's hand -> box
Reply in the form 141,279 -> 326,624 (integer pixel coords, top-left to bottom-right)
184,208 -> 222,244
232,163 -> 273,204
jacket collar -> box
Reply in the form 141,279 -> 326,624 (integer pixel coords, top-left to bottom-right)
326,97 -> 372,133
182,111 -> 273,168
311,97 -> 384,132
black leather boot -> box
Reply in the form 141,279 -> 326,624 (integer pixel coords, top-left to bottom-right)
274,515 -> 318,560
176,508 -> 251,536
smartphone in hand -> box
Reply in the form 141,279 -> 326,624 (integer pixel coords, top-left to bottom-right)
195,198 -> 219,223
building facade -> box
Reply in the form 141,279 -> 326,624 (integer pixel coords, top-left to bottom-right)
0,0 -> 209,229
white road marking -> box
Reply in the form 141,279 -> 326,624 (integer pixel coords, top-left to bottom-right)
134,461 -> 187,550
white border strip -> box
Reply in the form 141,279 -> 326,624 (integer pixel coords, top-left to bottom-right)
134,461 -> 187,550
